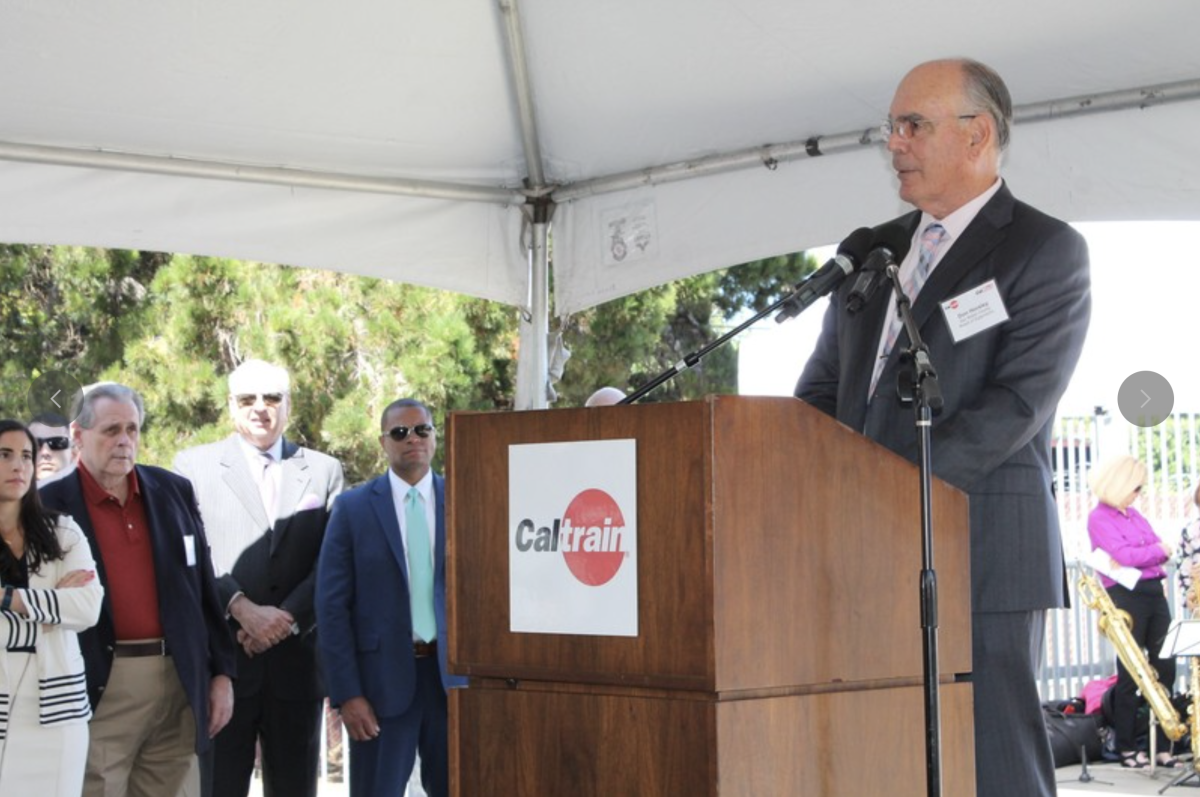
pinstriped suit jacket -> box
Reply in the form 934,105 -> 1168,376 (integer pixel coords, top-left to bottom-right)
174,434 -> 344,699
796,183 -> 1091,613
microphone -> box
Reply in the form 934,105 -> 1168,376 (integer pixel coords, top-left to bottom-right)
774,227 -> 873,323
845,222 -> 913,315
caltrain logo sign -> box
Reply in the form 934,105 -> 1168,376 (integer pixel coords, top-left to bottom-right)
509,439 -> 638,636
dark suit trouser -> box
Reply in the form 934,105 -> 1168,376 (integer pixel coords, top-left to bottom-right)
211,690 -> 323,797
972,610 -> 1055,797
349,656 -> 449,797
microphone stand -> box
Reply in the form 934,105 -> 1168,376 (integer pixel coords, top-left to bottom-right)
886,263 -> 946,797
618,277 -> 833,405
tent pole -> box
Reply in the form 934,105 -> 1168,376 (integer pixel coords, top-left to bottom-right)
514,204 -> 552,410
497,0 -> 545,188
500,0 -> 555,411
554,77 -> 1200,203
0,141 -> 524,205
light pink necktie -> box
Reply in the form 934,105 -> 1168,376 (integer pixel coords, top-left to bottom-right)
870,223 -> 947,394
259,451 -> 277,523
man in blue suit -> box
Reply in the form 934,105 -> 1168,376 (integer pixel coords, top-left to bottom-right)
316,398 -> 466,797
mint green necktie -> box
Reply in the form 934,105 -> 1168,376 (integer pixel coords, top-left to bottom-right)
405,486 -> 437,642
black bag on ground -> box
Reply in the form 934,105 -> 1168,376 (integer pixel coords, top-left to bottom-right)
1043,703 -> 1103,768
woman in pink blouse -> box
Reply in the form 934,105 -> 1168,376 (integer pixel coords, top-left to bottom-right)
1087,454 -> 1177,768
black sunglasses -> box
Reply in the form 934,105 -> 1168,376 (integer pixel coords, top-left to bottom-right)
36,436 -> 70,451
386,424 -> 435,441
235,393 -> 285,408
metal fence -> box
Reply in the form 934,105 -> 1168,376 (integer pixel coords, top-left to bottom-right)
1039,409 -> 1200,701
1041,560 -> 1187,701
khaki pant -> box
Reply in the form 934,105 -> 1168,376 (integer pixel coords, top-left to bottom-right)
84,655 -> 197,797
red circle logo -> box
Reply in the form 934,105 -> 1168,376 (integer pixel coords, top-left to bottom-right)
560,488 -> 626,586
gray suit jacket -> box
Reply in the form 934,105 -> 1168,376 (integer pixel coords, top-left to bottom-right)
174,434 -> 345,699
796,183 -> 1091,613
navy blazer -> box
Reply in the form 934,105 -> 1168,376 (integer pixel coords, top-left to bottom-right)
315,471 -> 466,719
797,183 -> 1091,612
40,464 -> 238,754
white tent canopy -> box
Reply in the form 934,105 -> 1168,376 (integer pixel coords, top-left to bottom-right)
3,1 -> 1200,403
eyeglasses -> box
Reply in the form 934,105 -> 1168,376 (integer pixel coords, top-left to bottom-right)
235,393 -> 285,408
386,424 -> 435,441
36,436 -> 70,451
880,114 -> 978,141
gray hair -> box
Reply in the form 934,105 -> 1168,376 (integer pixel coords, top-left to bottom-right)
73,383 -> 145,429
960,58 -> 1012,151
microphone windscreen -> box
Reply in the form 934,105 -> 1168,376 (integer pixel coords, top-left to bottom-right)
871,221 -> 913,262
837,227 -> 874,266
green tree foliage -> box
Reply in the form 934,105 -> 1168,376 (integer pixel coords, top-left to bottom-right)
0,243 -> 816,482
0,245 -> 167,409
555,251 -> 816,405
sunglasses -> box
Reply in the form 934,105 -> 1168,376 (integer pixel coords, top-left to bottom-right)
235,393 -> 285,408
386,424 -> 435,441
36,436 -> 70,451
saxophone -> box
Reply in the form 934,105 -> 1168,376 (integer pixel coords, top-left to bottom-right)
1077,570 -> 1186,742
1187,578 -> 1200,770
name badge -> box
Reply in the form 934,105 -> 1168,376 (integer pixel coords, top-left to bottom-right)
939,279 -> 1009,343
184,534 -> 197,567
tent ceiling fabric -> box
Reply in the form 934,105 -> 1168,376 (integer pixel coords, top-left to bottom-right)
2,1 -> 1199,315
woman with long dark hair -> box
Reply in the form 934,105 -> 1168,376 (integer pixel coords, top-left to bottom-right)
0,418 -> 102,794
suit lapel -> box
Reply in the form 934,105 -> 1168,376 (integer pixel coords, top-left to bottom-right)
433,473 -> 446,591
56,471 -> 108,588
907,192 -> 1013,331
273,439 -> 312,554
369,475 -> 410,585
134,466 -> 175,587
843,210 -> 920,419
877,186 -> 1017,378
219,436 -> 271,530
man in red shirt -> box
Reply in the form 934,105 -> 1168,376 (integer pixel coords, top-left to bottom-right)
40,383 -> 237,797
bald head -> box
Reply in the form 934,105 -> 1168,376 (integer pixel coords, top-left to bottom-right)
585,387 -> 626,407
886,58 -> 1008,218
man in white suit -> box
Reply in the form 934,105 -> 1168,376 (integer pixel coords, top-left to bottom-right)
175,359 -> 345,797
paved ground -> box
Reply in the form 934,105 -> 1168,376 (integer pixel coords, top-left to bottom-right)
1058,758 -> 1200,796
249,775 -> 426,796
244,761 -> 1200,795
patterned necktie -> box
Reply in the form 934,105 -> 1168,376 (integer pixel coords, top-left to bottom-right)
259,451 -> 277,523
870,223 -> 948,394
405,486 -> 437,642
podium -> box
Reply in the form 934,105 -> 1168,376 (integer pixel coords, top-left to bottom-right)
446,395 -> 975,796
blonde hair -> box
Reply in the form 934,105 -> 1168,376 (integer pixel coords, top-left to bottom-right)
1088,454 -> 1147,508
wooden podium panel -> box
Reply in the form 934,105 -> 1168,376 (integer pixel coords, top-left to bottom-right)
450,681 -> 976,797
446,396 -> 976,796
447,396 -> 971,692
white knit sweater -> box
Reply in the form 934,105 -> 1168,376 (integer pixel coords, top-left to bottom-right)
0,515 -> 103,737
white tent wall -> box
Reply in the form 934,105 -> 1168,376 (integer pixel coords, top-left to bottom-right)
0,160 -> 529,306
3,1 -> 1200,407
555,96 -> 1200,315
553,146 -> 898,315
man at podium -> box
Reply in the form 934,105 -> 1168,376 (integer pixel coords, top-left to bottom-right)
795,58 -> 1090,797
